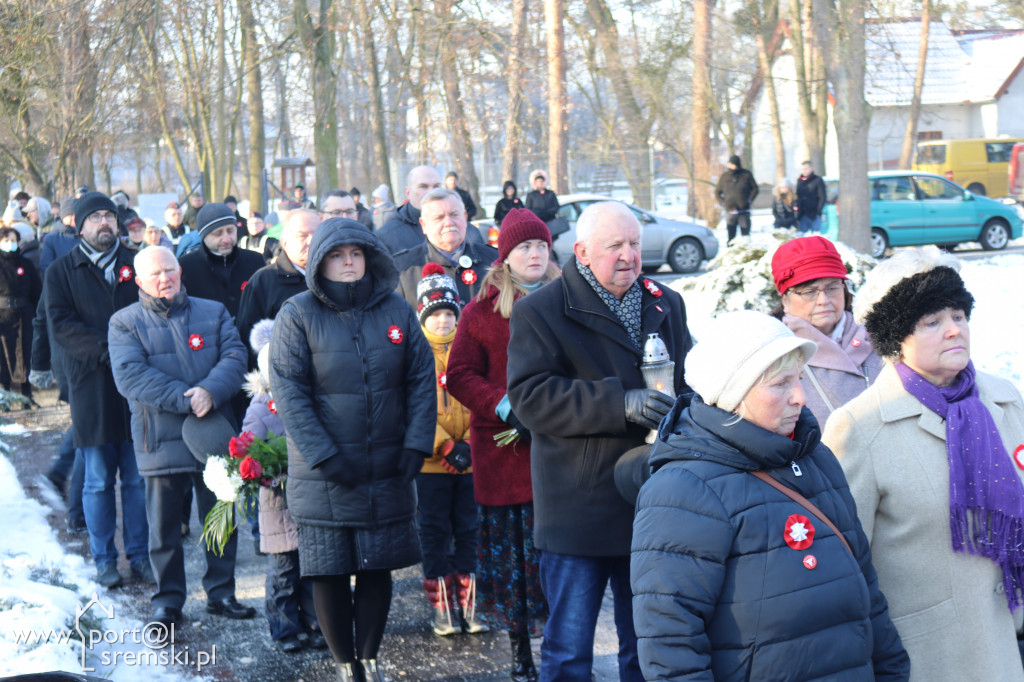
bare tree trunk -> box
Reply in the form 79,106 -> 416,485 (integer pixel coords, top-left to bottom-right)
692,0 -> 718,224
357,0 -> 391,201
813,0 -> 870,253
790,0 -> 819,171
435,0 -> 480,206
295,0 -> 338,199
899,0 -> 930,169
215,0 -> 227,196
545,0 -> 569,193
753,12 -> 786,182
808,0 -> 828,172
502,0 -> 529,186
238,0 -> 265,211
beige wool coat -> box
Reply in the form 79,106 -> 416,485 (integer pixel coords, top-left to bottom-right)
823,363 -> 1024,682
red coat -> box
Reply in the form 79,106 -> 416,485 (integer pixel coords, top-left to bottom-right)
447,286 -> 533,506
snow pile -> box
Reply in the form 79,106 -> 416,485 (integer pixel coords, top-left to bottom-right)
0,440 -> 208,680
959,254 -> 1024,394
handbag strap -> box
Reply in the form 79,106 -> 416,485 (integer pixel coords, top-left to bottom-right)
748,470 -> 853,556
803,365 -> 836,414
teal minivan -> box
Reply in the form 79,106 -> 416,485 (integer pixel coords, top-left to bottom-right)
824,171 -> 1023,258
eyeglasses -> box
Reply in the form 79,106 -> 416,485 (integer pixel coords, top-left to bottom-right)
85,211 -> 117,224
788,283 -> 845,301
323,208 -> 358,218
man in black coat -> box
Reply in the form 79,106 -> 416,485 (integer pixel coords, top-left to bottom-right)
507,200 -> 693,682
393,188 -> 497,309
714,154 -> 759,243
109,246 -> 252,629
45,191 -> 150,589
444,171 -> 478,220
795,160 -> 828,233
236,209 -> 321,365
378,165 -> 443,255
349,187 -> 375,230
179,202 -> 266,320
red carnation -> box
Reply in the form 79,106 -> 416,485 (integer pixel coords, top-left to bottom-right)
239,456 -> 263,481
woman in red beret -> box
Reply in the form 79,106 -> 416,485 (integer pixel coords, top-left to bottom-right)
446,209 -> 559,682
771,236 -> 882,425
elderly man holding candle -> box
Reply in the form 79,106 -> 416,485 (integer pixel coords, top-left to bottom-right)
507,201 -> 693,682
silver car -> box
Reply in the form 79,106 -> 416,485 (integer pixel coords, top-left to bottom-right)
553,194 -> 719,273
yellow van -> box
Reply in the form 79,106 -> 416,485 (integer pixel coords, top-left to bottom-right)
914,138 -> 1022,198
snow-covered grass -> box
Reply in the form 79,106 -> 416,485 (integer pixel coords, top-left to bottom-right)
0,441 -> 210,680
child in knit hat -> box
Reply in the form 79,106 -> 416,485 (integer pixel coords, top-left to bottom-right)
243,319 -> 326,654
415,263 -> 488,637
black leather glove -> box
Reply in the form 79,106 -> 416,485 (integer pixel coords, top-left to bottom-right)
399,448 -> 427,483
444,441 -> 472,473
505,411 -> 531,443
624,389 -> 675,430
314,454 -> 352,486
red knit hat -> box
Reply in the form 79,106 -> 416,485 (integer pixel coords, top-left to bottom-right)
497,209 -> 552,263
771,236 -> 848,294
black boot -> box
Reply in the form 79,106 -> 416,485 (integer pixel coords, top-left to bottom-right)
360,658 -> 387,682
509,632 -> 537,682
336,661 -> 363,682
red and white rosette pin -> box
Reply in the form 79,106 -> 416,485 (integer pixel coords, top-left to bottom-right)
461,269 -> 478,286
438,372 -> 447,390
188,334 -> 204,351
268,399 -> 277,414
803,555 -> 818,570
387,325 -> 404,344
642,279 -> 662,297
1014,444 -> 1024,471
784,514 -> 815,551
15,267 -> 24,276
118,265 -> 133,283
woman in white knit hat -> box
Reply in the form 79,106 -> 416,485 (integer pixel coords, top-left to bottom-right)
823,246 -> 1024,682
631,309 -> 909,681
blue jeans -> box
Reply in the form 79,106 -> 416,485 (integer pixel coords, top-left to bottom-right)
539,552 -> 642,682
798,214 -> 822,232
81,441 -> 149,566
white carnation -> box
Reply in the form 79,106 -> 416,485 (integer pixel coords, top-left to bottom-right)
203,456 -> 240,502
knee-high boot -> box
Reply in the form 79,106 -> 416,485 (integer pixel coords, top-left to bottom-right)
509,631 -> 537,682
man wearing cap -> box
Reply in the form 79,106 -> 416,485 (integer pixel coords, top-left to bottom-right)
506,200 -> 693,682
349,187 -> 375,230
293,182 -> 315,210
236,209 -> 321,365
371,183 -> 395,230
182,192 -> 206,233
795,160 -> 827,233
109,246 -> 252,629
162,202 -> 191,248
394,188 -> 496,309
444,171 -> 477,221
223,195 -> 248,234
714,154 -> 759,244
524,170 -> 559,224
178,203 -> 266,320
238,212 -> 278,263
44,191 -> 151,589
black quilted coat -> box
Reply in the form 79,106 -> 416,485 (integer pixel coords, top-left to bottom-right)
268,219 -> 436,532
631,394 -> 910,681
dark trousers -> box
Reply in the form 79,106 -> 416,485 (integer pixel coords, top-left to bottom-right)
265,550 -> 319,640
145,472 -> 238,610
415,472 -> 477,577
725,211 -> 751,241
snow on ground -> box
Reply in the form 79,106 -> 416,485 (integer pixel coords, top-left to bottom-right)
0,442 -> 211,680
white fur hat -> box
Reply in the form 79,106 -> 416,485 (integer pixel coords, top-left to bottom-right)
372,184 -> 389,201
852,246 -> 960,325
684,310 -> 817,412
249,318 -> 274,354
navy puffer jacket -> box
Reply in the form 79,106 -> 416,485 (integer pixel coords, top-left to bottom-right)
268,219 -> 436,528
109,291 -> 247,476
631,394 -> 909,681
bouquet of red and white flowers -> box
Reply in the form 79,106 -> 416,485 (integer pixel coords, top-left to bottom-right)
202,431 -> 288,556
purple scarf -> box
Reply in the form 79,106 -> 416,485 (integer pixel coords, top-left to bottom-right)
896,361 -> 1024,611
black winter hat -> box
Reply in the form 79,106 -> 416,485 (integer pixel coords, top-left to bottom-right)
416,263 -> 461,326
196,202 -> 237,239
223,195 -> 238,205
74,191 -> 117,233
861,265 -> 974,358
728,155 -> 742,168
